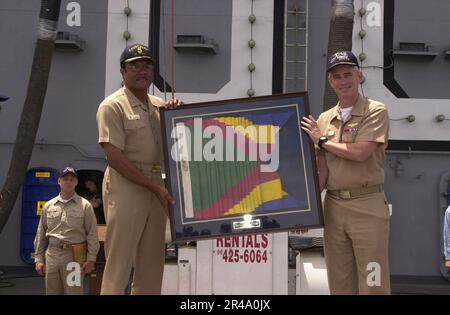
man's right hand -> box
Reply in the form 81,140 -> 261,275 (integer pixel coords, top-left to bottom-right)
445,260 -> 450,269
35,262 -> 45,276
156,186 -> 175,209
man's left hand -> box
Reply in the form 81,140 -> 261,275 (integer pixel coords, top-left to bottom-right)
81,261 -> 95,275
301,115 -> 322,145
165,98 -> 183,109
445,260 -> 450,270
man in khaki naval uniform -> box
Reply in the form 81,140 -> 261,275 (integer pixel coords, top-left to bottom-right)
301,51 -> 390,294
34,167 -> 99,294
96,44 -> 182,295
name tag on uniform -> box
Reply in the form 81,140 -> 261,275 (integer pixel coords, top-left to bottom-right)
127,114 -> 140,120
343,127 -> 358,133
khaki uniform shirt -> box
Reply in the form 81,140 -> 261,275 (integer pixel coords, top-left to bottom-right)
34,193 -> 99,262
96,87 -> 165,166
316,94 -> 389,190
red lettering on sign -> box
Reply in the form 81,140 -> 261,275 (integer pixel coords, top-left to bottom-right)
254,235 -> 261,248
231,236 -> 240,247
261,234 -> 268,248
245,235 -> 253,247
216,234 -> 269,249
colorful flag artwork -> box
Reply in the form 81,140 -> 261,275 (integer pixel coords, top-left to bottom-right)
162,93 -> 323,242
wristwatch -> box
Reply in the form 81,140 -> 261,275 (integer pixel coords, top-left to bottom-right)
318,136 -> 328,149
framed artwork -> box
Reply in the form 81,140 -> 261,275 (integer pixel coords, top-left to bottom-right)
160,93 -> 323,242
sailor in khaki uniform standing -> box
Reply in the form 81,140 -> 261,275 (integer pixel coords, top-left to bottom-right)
301,51 -> 390,294
96,44 -> 182,295
34,166 -> 99,295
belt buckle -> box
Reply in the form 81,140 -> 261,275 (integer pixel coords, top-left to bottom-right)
339,190 -> 352,199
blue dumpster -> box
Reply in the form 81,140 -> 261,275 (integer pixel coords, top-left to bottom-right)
20,167 -> 59,264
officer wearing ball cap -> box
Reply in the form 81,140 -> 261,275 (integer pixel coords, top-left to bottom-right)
97,43 -> 183,294
301,51 -> 390,294
34,166 -> 99,294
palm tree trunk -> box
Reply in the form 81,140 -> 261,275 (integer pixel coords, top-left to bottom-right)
0,0 -> 62,233
323,0 -> 355,111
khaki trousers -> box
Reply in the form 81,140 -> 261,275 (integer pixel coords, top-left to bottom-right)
45,246 -> 84,295
323,191 -> 391,295
100,167 -> 167,295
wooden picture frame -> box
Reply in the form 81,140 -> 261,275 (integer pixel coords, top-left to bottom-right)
160,93 -> 323,242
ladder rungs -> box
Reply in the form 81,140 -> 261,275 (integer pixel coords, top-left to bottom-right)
287,10 -> 306,14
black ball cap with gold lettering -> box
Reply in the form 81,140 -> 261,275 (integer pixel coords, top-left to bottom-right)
120,44 -> 153,67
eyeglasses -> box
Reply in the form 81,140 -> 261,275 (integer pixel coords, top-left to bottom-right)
126,62 -> 153,72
